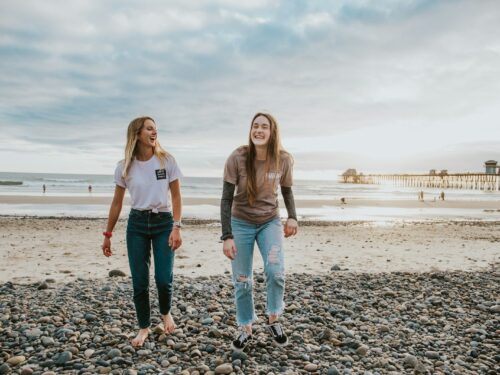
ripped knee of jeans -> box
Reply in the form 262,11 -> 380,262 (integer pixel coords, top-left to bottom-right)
267,244 -> 282,265
233,274 -> 253,289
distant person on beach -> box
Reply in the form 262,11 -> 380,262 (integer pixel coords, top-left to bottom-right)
440,191 -> 445,201
340,197 -> 346,204
88,184 -> 92,193
220,112 -> 298,352
101,116 -> 183,347
42,184 -> 46,193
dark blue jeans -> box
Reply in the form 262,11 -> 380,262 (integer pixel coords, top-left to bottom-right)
126,209 -> 175,329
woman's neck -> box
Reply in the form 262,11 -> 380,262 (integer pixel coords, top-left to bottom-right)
135,146 -> 154,161
255,145 -> 267,161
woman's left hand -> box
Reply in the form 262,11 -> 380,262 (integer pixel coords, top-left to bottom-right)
169,228 -> 182,251
284,218 -> 298,238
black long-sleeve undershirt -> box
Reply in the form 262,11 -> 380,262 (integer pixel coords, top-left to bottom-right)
220,181 -> 297,240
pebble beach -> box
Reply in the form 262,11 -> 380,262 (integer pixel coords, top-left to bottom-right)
0,216 -> 499,374
0,271 -> 499,374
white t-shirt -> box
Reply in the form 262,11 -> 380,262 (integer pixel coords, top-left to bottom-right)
114,155 -> 182,212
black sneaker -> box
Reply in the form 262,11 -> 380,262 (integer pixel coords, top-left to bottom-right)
232,331 -> 252,351
268,322 -> 288,346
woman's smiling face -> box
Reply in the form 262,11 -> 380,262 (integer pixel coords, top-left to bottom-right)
250,115 -> 271,147
137,119 -> 157,148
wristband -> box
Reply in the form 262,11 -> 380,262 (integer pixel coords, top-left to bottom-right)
103,231 -> 113,238
173,221 -> 182,228
220,234 -> 234,241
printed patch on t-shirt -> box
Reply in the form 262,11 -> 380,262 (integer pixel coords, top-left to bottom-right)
266,172 -> 281,180
155,169 -> 167,180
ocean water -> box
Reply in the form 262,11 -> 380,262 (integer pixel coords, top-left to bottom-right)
1,172 -> 500,220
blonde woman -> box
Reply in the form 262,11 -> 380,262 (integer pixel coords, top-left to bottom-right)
221,112 -> 298,351
102,116 -> 183,347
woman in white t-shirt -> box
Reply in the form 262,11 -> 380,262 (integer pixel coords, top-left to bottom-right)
102,116 -> 183,347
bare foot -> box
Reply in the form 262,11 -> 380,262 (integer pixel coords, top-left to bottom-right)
131,328 -> 149,347
162,313 -> 176,334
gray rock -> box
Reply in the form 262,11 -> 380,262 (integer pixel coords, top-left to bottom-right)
214,363 -> 233,374
0,363 -> 10,375
304,363 -> 318,372
20,367 -> 33,375
403,354 -> 418,368
24,328 -> 42,339
107,348 -> 121,359
108,269 -> 126,277
327,366 -> 340,375
55,351 -> 72,365
425,351 -> 440,360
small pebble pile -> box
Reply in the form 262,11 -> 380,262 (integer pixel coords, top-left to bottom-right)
0,270 -> 498,374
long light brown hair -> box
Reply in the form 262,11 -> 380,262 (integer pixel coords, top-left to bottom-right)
122,116 -> 170,178
245,112 -> 285,205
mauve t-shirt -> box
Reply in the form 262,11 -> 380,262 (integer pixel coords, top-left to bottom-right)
223,146 -> 293,224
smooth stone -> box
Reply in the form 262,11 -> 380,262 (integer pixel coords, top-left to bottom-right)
356,345 -> 369,356
37,281 -> 49,290
107,349 -> 121,359
55,351 -> 72,365
305,363 -> 318,372
84,313 -> 97,322
109,270 -> 126,277
214,363 -> 233,374
425,351 -> 440,360
0,363 -> 10,375
24,328 -> 42,338
7,356 -> 26,366
489,305 -> 500,313
20,368 -> 33,375
84,349 -> 95,358
41,337 -> 55,346
403,354 -> 418,368
123,370 -> 137,375
327,366 -> 340,375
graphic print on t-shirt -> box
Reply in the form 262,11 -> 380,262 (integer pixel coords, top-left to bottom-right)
155,169 -> 167,180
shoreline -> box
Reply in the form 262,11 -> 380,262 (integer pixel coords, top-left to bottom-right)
2,194 -> 500,209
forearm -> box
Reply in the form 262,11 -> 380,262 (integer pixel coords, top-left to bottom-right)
105,201 -> 122,232
172,193 -> 182,222
220,181 -> 235,239
281,186 -> 297,221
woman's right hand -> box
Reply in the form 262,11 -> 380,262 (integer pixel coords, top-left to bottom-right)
102,237 -> 112,257
223,239 -> 237,260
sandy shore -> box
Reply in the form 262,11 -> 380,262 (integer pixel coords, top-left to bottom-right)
1,194 -> 500,209
0,217 -> 498,284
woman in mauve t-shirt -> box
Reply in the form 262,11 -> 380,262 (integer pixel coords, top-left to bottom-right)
221,112 -> 298,351
102,116 -> 183,347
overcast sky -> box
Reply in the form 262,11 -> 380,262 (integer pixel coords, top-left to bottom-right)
1,0 -> 499,179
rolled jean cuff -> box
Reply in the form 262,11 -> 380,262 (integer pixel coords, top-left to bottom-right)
236,315 -> 258,327
266,306 -> 285,317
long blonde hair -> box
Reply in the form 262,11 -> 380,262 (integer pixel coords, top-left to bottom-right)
245,112 -> 286,205
122,116 -> 170,178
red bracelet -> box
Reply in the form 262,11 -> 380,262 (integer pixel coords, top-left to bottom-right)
103,231 -> 112,238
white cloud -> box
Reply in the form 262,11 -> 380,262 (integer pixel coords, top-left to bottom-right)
0,0 -> 499,175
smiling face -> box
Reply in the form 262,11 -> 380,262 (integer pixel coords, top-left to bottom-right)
137,119 -> 157,148
250,115 -> 271,147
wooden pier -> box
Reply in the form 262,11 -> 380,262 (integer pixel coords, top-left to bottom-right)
341,173 -> 500,191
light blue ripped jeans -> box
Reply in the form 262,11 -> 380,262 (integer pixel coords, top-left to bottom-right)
231,216 -> 285,326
